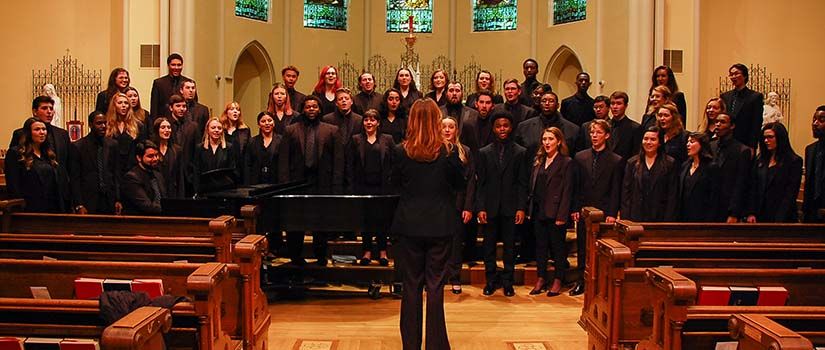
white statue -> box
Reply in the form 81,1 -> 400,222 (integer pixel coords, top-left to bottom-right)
42,83 -> 63,128
762,91 -> 784,126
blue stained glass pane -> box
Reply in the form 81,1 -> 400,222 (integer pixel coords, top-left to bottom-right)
386,0 -> 433,33
304,0 -> 348,31
553,0 -> 586,25
473,0 -> 517,32
235,0 -> 269,21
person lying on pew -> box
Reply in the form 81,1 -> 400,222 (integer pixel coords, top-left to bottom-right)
347,109 -> 395,266
528,127 -> 573,297
746,122 -> 803,223
120,140 -> 165,215
69,111 -> 122,214
4,117 -> 72,213
621,126 -> 678,222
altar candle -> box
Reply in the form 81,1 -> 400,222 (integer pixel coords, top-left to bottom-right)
408,15 -> 414,33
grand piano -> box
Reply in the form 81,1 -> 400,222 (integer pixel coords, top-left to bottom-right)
163,180 -> 401,298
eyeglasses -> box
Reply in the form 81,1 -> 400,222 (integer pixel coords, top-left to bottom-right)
763,135 -> 776,140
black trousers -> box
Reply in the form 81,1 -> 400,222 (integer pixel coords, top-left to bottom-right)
576,217 -> 587,281
446,216 -> 478,284
361,232 -> 388,253
482,216 -> 515,286
286,231 -> 328,261
533,218 -> 569,280
396,235 -> 452,350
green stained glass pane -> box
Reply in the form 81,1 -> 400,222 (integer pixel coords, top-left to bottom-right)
235,0 -> 269,22
386,0 -> 433,33
473,0 -> 517,32
553,0 -> 586,25
304,0 -> 348,31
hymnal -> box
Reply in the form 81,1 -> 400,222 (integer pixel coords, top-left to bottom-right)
74,278 -> 104,299
59,339 -> 100,350
0,337 -> 25,350
132,279 -> 164,298
757,286 -> 789,306
24,338 -> 62,350
697,286 -> 730,306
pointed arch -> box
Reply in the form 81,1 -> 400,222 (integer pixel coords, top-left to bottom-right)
544,45 -> 585,99
230,40 -> 275,127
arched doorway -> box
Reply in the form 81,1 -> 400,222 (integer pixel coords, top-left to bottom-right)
231,41 -> 274,128
544,46 -> 584,101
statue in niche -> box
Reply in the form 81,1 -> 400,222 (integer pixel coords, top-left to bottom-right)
42,83 -> 63,128
762,91 -> 784,126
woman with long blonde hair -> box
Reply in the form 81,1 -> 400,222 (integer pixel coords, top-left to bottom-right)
441,114 -> 474,295
191,117 -> 237,195
219,101 -> 250,160
391,98 -> 465,350
106,92 -> 147,177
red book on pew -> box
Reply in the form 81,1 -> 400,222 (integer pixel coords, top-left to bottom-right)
757,286 -> 789,306
59,339 -> 99,350
74,278 -> 104,299
0,337 -> 25,350
24,338 -> 62,350
697,286 -> 730,306
131,279 -> 164,298
728,286 -> 759,306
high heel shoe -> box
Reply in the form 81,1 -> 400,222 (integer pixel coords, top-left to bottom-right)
378,257 -> 389,266
546,278 -> 563,297
359,257 -> 371,266
529,278 -> 547,295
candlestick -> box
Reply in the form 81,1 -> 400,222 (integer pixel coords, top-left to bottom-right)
408,15 -> 414,35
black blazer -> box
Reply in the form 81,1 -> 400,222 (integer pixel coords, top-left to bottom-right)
288,88 -> 306,113
226,128 -> 251,174
515,113 -> 580,158
399,89 -> 423,111
149,74 -> 191,119
390,145 -> 466,238
322,110 -> 363,148
191,143 -> 237,194
440,105 -> 481,156
278,118 -> 344,193
456,145 -> 476,213
121,165 -> 166,215
244,134 -> 282,185
4,148 -> 71,213
425,90 -> 448,107
353,91 -> 383,115
273,113 -> 296,136
711,136 -> 752,220
749,154 -> 803,223
662,131 -> 688,166
346,133 -> 395,194
474,141 -> 528,218
677,159 -> 720,222
621,154 -> 678,221
159,143 -> 186,199
492,102 -> 536,128
69,135 -> 119,213
529,154 -> 573,221
804,141 -> 825,222
572,149 -> 623,217
9,124 -> 71,173
187,102 -> 210,133
673,91 -> 688,126
609,116 -> 641,161
721,87 -> 764,149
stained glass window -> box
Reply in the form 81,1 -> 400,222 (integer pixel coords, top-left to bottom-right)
386,0 -> 433,33
473,0 -> 517,32
304,0 -> 348,31
235,0 -> 269,21
553,0 -> 586,25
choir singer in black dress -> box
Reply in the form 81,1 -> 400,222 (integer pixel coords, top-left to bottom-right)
391,98 -> 466,350
746,122 -> 803,223
677,132 -> 719,222
191,117 -> 237,196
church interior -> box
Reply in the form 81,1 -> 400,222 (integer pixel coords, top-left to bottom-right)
2,1 -> 825,350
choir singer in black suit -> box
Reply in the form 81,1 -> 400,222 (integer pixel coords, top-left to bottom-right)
710,114 -> 752,222
677,132 -> 720,222
569,119 -> 622,296
621,126 -> 678,222
746,122 -> 802,223
70,111 -> 121,214
803,106 -> 825,222
121,140 -> 165,215
390,98 -> 466,350
9,96 -> 71,172
721,63 -> 764,150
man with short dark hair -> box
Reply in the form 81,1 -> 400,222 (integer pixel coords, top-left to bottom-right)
282,65 -> 305,112
150,53 -> 192,120
69,111 -> 121,215
720,63 -> 763,149
353,72 -> 382,115
519,59 -> 543,106
121,140 -> 165,215
9,96 -> 71,169
607,91 -> 640,160
515,91 -> 579,159
180,78 -> 210,132
803,106 -> 825,222
493,78 -> 536,127
167,94 -> 200,196
322,88 -> 363,149
561,72 -> 596,127
578,95 -> 610,150
711,113 -> 752,223
440,82 -> 480,155
474,91 -> 496,148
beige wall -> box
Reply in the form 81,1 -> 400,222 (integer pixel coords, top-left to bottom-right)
698,0 -> 825,154
663,0 -> 698,128
127,0 -> 161,109
0,0 -> 122,144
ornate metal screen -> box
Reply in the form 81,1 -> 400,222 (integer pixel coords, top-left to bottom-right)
367,55 -> 397,93
31,50 -> 102,127
717,64 -> 792,124
336,54 -> 361,92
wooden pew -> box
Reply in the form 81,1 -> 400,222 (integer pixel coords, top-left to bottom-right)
637,267 -> 825,350
585,235 -> 825,350
0,305 -> 172,350
729,314 -> 817,350
0,234 -> 269,350
0,261 -> 229,350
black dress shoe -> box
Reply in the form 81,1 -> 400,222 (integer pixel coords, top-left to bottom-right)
482,283 -> 497,296
451,284 -> 462,294
569,282 -> 585,296
503,285 -> 515,297
529,278 -> 548,295
359,257 -> 371,266
378,257 -> 389,266
546,290 -> 561,297
290,258 -> 307,266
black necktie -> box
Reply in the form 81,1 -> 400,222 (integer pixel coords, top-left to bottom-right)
592,150 -> 600,181
305,126 -> 317,168
498,143 -> 505,165
150,174 -> 161,208
97,145 -> 106,192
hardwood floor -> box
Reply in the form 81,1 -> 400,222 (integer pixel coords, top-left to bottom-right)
268,285 -> 588,350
